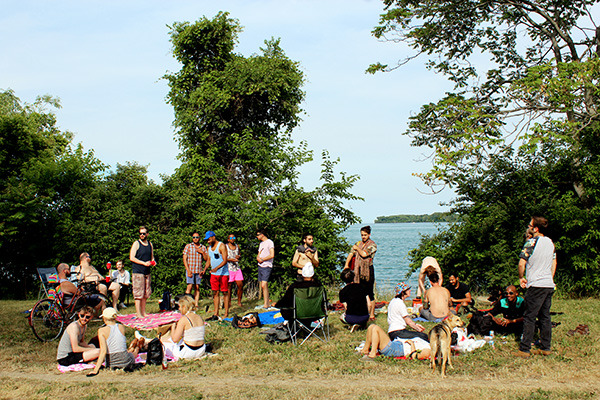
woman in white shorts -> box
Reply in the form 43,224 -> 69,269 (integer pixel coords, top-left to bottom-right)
160,296 -> 206,359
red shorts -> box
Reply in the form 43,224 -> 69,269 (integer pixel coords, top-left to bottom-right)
210,275 -> 229,292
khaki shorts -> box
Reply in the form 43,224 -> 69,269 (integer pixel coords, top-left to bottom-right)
132,273 -> 151,299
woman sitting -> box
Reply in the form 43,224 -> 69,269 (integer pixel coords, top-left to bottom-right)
339,269 -> 371,331
360,324 -> 431,361
388,282 -> 429,342
160,295 -> 206,359
88,307 -> 143,376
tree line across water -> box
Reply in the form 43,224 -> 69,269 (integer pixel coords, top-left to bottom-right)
375,213 -> 459,224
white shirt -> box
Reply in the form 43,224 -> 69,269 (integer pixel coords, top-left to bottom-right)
111,270 -> 131,285
387,297 -> 409,333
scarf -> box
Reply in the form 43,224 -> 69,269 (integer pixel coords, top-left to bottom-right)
353,239 -> 375,283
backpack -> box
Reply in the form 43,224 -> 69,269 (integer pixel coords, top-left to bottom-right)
146,338 -> 164,365
231,312 -> 262,329
467,311 -> 494,336
159,291 -> 172,311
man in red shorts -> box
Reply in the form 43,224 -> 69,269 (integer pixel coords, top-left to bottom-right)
205,231 -> 230,320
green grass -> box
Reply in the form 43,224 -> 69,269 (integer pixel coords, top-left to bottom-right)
1,296 -> 599,399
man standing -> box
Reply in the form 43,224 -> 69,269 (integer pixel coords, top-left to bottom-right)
292,233 -> 319,282
129,226 -> 154,318
515,216 -> 556,358
256,229 -> 275,309
446,273 -> 474,312
344,226 -> 377,320
183,232 -> 209,307
205,231 -> 230,320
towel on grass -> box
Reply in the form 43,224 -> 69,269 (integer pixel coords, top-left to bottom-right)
56,354 -> 177,373
116,311 -> 182,330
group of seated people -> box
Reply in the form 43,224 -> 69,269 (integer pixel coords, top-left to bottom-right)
56,296 -> 209,374
54,255 -> 525,370
58,254 -> 131,314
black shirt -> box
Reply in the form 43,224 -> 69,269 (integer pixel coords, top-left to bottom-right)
339,283 -> 369,316
446,282 -> 472,306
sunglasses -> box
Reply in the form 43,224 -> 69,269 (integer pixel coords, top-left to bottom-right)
79,314 -> 92,320
192,236 -> 200,239
139,232 -> 147,236
229,236 -> 236,240
505,291 -> 515,295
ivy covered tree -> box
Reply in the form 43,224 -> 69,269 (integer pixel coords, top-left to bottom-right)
371,0 -> 600,294
155,13 -> 360,294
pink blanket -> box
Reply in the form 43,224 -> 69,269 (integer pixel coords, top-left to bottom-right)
57,354 -> 176,373
116,311 -> 182,330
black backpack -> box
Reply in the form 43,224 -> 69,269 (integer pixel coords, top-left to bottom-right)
159,291 -> 172,311
467,311 -> 494,336
146,338 -> 164,365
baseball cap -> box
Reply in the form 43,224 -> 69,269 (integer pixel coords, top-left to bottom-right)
204,231 -> 216,240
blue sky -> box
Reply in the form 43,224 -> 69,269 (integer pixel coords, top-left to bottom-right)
1,0 -> 455,223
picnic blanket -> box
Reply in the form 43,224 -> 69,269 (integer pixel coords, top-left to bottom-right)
116,311 -> 182,330
223,309 -> 284,326
56,354 -> 161,373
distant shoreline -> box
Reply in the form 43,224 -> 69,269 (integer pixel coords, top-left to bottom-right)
374,212 -> 458,224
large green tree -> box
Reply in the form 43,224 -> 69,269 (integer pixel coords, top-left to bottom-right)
371,1 -> 600,294
0,90 -> 105,297
158,13 -> 360,295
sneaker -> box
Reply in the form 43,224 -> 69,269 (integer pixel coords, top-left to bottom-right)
119,302 -> 127,309
206,315 -> 220,321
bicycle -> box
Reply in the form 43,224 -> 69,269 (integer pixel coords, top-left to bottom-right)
28,280 -> 107,342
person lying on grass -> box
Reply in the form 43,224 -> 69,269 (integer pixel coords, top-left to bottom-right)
56,306 -> 100,367
360,324 -> 431,361
87,307 -> 143,376
159,295 -> 207,359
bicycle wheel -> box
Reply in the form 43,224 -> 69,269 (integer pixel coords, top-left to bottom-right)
29,298 -> 65,342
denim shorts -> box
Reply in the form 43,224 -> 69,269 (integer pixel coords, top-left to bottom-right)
380,340 -> 405,358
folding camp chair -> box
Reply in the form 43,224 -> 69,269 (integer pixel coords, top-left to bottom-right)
287,286 -> 329,345
37,267 -> 58,299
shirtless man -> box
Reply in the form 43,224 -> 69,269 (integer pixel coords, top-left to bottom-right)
420,271 -> 452,321
58,263 -> 104,314
75,253 -> 108,297
291,234 -> 319,282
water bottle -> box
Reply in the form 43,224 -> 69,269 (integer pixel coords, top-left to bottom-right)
489,330 -> 495,349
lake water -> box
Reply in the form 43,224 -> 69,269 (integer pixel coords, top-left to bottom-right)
343,223 -> 447,295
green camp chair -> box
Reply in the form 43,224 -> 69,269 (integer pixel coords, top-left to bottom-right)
287,286 -> 329,345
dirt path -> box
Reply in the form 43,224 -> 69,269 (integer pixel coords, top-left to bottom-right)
1,369 -> 596,399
